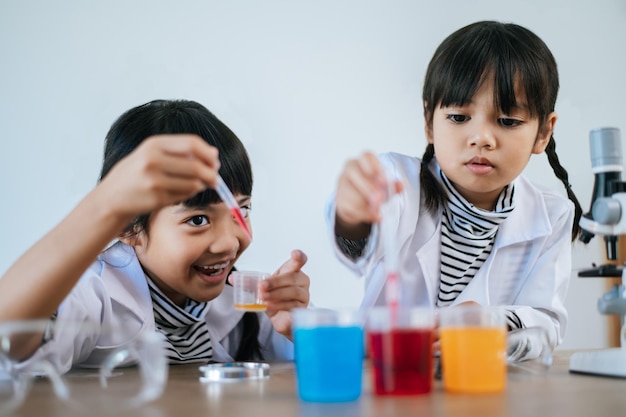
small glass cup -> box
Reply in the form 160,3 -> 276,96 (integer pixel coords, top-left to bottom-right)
439,305 -> 507,394
232,271 -> 270,311
367,306 -> 435,395
292,308 -> 364,402
0,319 -> 168,415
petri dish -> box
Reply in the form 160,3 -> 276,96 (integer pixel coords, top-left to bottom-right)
198,362 -> 270,383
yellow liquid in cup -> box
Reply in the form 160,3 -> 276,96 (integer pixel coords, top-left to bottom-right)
440,327 -> 506,393
235,303 -> 267,311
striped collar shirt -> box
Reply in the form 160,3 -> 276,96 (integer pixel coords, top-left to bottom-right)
436,168 -> 515,308
146,276 -> 213,364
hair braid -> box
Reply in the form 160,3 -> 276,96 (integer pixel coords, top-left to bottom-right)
420,143 -> 446,213
545,136 -> 583,241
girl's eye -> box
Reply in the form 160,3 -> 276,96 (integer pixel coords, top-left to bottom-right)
186,215 -> 209,227
239,205 -> 251,219
447,114 -> 468,123
499,118 -> 522,127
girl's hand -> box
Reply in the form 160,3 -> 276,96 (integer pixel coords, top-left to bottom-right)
262,250 -> 310,339
95,134 -> 220,222
334,151 -> 403,239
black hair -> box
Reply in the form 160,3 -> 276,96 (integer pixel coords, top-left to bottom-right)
100,99 -> 252,213
420,21 -> 582,241
100,99 -> 262,360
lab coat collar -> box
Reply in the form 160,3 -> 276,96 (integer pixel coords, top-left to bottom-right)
429,160 -> 551,247
413,175 -> 553,307
98,241 -> 244,342
495,176 -> 553,246
98,242 -> 154,323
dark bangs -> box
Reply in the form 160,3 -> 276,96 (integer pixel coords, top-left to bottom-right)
101,100 -> 252,209
163,103 -> 253,208
422,21 -> 558,125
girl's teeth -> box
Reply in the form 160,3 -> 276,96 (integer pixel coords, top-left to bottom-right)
200,262 -> 228,271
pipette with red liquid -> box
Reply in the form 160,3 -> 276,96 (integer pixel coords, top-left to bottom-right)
215,175 -> 253,241
379,160 -> 402,393
380,161 -> 401,315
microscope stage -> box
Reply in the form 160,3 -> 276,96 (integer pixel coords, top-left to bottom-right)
569,348 -> 626,378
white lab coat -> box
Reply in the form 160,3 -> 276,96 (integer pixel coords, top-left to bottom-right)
326,152 -> 574,349
25,241 -> 293,373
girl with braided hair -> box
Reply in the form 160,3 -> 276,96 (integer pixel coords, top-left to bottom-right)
326,20 -> 583,349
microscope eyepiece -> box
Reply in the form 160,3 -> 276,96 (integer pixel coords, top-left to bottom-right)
589,127 -> 622,173
579,127 -> 624,244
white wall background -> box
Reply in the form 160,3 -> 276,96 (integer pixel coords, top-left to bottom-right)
1,0 -> 625,350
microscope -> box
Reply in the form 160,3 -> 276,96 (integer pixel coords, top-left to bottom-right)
569,127 -> 626,378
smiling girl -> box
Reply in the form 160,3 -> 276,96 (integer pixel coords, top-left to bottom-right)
0,99 -> 309,371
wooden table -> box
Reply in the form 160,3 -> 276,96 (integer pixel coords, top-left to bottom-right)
14,351 -> 626,417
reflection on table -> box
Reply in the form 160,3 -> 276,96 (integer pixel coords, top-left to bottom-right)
14,351 -> 626,417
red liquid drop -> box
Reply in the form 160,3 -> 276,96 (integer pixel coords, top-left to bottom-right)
231,207 -> 252,241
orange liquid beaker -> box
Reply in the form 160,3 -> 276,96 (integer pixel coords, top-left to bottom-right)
440,326 -> 507,393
